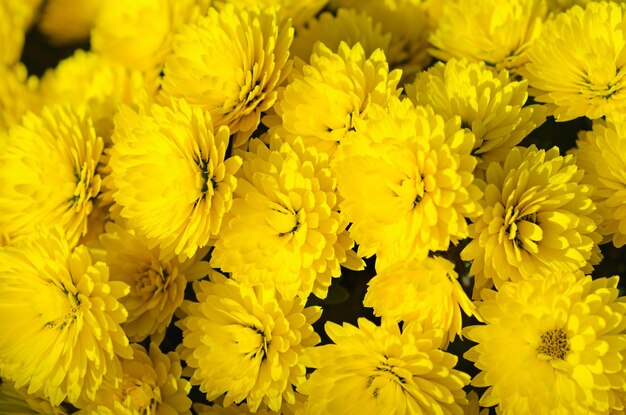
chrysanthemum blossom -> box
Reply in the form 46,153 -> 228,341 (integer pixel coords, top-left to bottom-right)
364,256 -> 479,345
523,2 -> 626,120
92,221 -> 210,343
0,63 -> 40,131
211,136 -> 363,299
109,99 -> 242,260
178,273 -> 321,412
333,97 -> 482,267
405,59 -> 546,166
264,41 -> 401,158
329,0 -> 433,78
290,8 -> 392,64
160,4 -> 293,147
213,0 -> 327,27
574,120 -> 626,247
91,0 -> 172,70
461,145 -> 601,297
79,343 -> 191,414
0,228 -> 132,406
465,272 -> 626,414
299,319 -> 470,415
429,0 -> 547,72
0,105 -> 103,248
40,50 -> 137,141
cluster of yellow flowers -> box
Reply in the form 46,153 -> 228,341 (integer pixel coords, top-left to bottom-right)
1,0 -> 626,414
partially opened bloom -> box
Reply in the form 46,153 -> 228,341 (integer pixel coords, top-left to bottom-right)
299,319 -> 470,415
160,4 -> 293,146
211,136 -> 362,299
405,59 -> 546,166
0,105 -> 103,247
574,120 -> 626,247
178,273 -> 321,412
523,2 -> 626,120
430,0 -> 547,72
78,343 -> 191,414
465,272 -> 626,414
364,256 -> 479,344
264,41 -> 402,158
461,145 -> 601,297
91,221 -> 210,343
0,228 -> 132,406
213,0 -> 326,26
334,97 -> 482,267
290,8 -> 392,64
109,99 -> 242,259
329,0 -> 433,78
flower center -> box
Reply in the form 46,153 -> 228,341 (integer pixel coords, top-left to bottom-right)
195,157 -> 217,203
121,374 -> 159,414
366,359 -> 407,399
37,282 -> 80,330
537,328 -> 570,360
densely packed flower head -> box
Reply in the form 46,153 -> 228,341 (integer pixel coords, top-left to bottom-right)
430,0 -> 547,72
524,1 -> 626,120
0,227 -> 132,406
109,98 -> 242,260
211,135 -> 362,299
334,97 -> 482,267
78,343 -> 191,414
91,221 -> 211,343
178,272 -> 321,412
406,58 -> 547,166
462,145 -> 601,296
465,272 -> 626,414
0,105 -> 103,247
299,318 -> 470,415
264,41 -> 401,157
364,256 -> 479,344
5,1 -> 626,413
574,119 -> 626,248
160,4 -> 293,147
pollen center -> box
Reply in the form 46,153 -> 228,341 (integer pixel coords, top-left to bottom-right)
537,328 -> 570,360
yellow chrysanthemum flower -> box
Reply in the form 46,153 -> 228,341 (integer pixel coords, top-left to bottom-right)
299,319 -> 470,415
0,228 -> 132,406
0,380 -> 69,415
465,272 -> 626,414
0,63 -> 40,131
78,343 -> 191,415
461,145 -> 601,297
405,59 -> 546,166
178,273 -> 321,412
0,105 -> 103,247
109,99 -> 242,260
40,50 -> 138,141
214,0 -> 327,27
160,4 -> 293,147
364,256 -> 479,344
290,8 -> 392,64
574,120 -> 626,247
264,41 -> 401,157
523,2 -> 626,121
430,0 -> 547,72
91,221 -> 210,343
330,0 -> 433,79
211,136 -> 363,299
333,97 -> 482,267
38,0 -> 101,45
